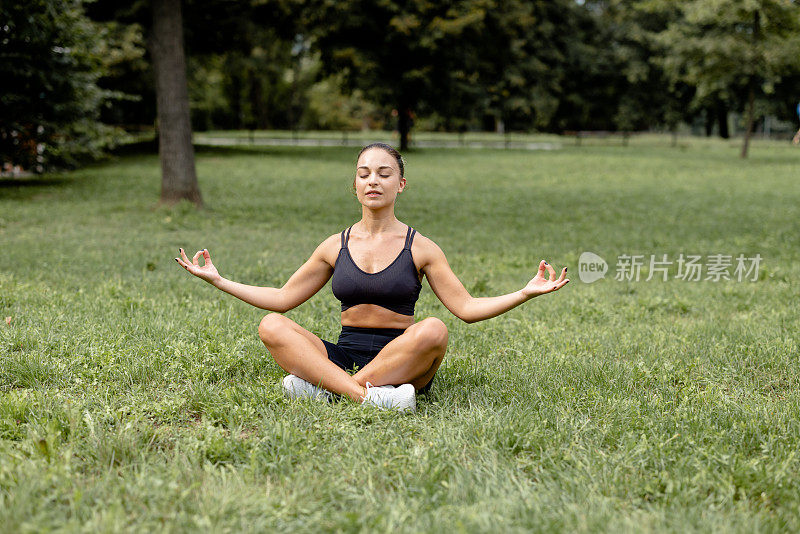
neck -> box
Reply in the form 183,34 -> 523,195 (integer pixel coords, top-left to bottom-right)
358,206 -> 399,235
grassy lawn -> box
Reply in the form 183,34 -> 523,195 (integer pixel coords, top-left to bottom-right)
1,141 -> 799,531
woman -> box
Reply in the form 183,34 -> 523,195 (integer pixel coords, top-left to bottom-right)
175,143 -> 569,412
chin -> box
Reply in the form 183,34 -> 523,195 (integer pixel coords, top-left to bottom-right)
362,196 -> 390,205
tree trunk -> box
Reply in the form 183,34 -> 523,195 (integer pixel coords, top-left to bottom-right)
704,109 -> 714,137
229,70 -> 243,129
716,102 -> 729,139
741,84 -> 755,159
150,0 -> 202,206
249,69 -> 266,130
398,106 -> 411,151
741,10 -> 760,159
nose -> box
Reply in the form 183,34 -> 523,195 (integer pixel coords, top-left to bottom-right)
367,172 -> 379,185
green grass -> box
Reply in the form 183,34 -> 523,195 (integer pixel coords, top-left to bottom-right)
1,140 -> 799,532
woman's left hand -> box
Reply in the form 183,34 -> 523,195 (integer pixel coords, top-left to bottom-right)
521,260 -> 569,298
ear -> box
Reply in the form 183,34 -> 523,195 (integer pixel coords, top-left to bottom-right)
398,177 -> 407,194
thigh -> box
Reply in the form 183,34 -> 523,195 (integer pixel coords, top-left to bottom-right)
372,318 -> 448,358
278,315 -> 329,356
352,319 -> 445,391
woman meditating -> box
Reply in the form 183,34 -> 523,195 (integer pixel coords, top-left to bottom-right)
175,143 -> 569,412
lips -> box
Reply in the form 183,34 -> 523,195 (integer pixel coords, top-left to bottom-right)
366,191 -> 381,196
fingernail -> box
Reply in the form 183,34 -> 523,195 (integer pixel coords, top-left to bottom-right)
565,267 -> 568,272
544,261 -> 548,265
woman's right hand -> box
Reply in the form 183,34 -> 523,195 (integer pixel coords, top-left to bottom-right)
175,248 -> 222,285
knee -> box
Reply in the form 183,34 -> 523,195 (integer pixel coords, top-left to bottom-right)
414,317 -> 448,352
258,313 -> 289,346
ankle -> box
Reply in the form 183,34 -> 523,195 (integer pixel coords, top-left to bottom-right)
348,385 -> 367,403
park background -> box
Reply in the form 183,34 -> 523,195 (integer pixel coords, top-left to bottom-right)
2,0 -> 800,532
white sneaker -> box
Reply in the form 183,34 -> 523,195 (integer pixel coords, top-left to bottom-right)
283,375 -> 332,402
362,382 -> 416,412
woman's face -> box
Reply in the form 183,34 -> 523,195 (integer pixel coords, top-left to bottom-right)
354,148 -> 405,208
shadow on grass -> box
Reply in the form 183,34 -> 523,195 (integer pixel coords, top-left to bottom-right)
109,137 -> 362,160
0,176 -> 73,189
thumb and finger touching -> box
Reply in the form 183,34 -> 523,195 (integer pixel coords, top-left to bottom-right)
175,247 -> 213,277
532,260 -> 570,293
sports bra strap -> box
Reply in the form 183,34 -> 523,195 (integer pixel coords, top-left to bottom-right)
341,226 -> 352,248
404,226 -> 416,250
343,225 -> 413,249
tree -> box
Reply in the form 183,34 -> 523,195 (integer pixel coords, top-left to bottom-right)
653,0 -> 800,157
591,0 -> 691,134
0,0 -> 112,172
304,0 -> 512,149
149,0 -> 201,205
86,0 -> 304,204
467,0 -> 584,132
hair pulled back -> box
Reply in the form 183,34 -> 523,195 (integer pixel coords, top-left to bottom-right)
357,143 -> 404,178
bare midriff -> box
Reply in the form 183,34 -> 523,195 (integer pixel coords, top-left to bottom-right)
340,303 -> 414,330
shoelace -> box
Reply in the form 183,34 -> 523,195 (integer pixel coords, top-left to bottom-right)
363,381 -> 375,402
363,382 -> 395,405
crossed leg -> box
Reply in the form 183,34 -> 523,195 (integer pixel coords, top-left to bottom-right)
352,317 -> 447,391
258,314 -> 447,402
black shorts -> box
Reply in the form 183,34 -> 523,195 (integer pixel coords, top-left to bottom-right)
322,326 -> 434,394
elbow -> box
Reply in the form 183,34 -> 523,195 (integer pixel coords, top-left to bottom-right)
270,292 -> 294,313
454,299 -> 478,324
458,313 -> 477,324
274,299 -> 295,313
456,308 -> 479,324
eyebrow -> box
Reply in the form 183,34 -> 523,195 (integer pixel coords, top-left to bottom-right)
357,165 -> 394,171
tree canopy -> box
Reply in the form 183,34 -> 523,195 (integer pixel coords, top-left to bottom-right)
653,0 -> 800,156
1,0 -> 113,171
4,0 -> 800,174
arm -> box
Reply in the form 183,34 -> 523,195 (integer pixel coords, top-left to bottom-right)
419,238 -> 568,324
175,236 -> 337,312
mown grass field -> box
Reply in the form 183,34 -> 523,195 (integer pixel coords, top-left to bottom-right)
1,139 -> 799,532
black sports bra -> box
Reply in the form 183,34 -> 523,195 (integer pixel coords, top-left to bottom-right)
330,225 -> 422,316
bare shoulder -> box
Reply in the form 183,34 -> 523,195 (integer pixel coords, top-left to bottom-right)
313,233 -> 342,267
410,231 -> 446,269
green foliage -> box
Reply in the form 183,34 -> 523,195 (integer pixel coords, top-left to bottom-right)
573,0 -> 690,132
471,0 -> 581,130
303,0 -> 586,142
1,141 -> 800,529
0,0 -> 125,172
304,0 -> 480,145
652,0 -> 800,117
94,21 -> 152,126
302,72 -> 383,131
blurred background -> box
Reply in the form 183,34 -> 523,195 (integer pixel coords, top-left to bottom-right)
2,0 -> 799,179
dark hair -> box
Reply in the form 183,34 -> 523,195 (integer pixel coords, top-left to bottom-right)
357,143 -> 404,177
